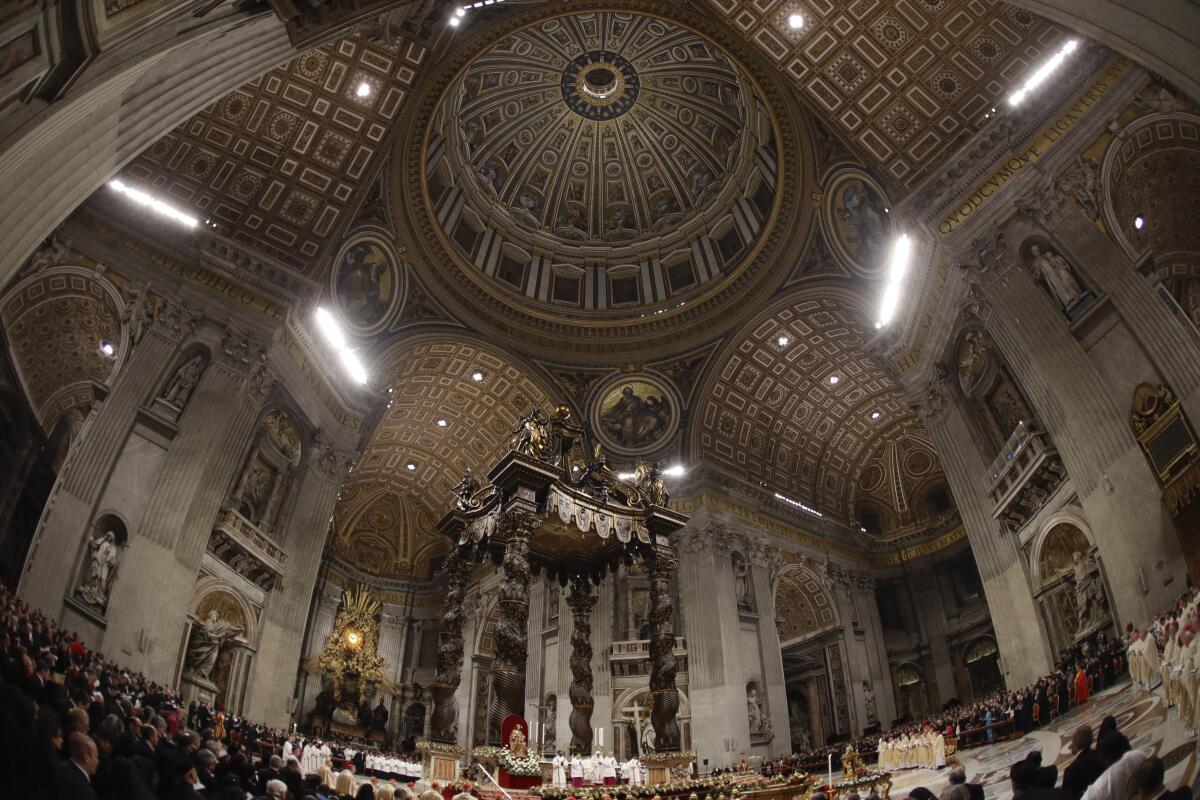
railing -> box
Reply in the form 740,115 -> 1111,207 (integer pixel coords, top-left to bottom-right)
610,637 -> 687,657
987,420 -> 1034,485
214,507 -> 288,566
954,717 -> 1017,749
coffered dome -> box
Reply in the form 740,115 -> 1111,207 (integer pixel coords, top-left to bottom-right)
421,10 -> 782,319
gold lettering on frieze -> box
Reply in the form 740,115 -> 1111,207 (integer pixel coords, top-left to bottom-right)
937,56 -> 1132,237
284,335 -> 362,432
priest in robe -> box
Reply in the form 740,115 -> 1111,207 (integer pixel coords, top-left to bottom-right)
601,751 -> 617,786
552,752 -> 567,788
1073,663 -> 1090,704
569,754 -> 584,788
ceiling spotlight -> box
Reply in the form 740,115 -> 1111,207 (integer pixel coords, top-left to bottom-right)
1134,214 -> 1145,230
406,462 -> 417,470
449,16 -> 460,26
356,82 -> 371,98
777,335 -> 790,347
108,179 -> 198,228
455,6 -> 466,15
870,410 -> 881,420
1008,38 -> 1078,106
99,341 -> 115,357
617,472 -> 635,481
471,370 -> 485,382
787,12 -> 804,29
436,418 -> 448,428
828,375 -> 840,385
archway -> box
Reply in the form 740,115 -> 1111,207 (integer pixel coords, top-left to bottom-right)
963,637 -> 1003,697
1031,519 -> 1112,655
894,663 -> 927,722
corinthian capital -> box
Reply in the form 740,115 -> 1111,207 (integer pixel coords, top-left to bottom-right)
153,299 -> 202,343
909,366 -> 951,428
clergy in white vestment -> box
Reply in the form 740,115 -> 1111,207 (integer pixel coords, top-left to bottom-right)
282,739 -> 294,763
569,755 -> 584,788
621,758 -> 643,786
552,752 -> 568,788
601,752 -> 617,786
933,733 -> 946,768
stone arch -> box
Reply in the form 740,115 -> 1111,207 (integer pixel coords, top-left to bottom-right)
1100,110 -> 1200,326
688,281 -> 918,520
0,265 -> 128,432
189,579 -> 257,643
1030,513 -> 1094,587
773,562 -> 840,645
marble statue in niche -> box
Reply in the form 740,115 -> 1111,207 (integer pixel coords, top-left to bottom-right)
747,682 -> 771,737
732,553 -> 753,611
957,331 -> 992,394
185,608 -> 244,681
161,355 -> 206,409
335,240 -> 395,330
1025,241 -> 1086,311
542,694 -> 557,750
1071,551 -> 1108,632
235,459 -> 275,526
76,530 -> 119,609
862,681 -> 877,725
598,382 -> 671,450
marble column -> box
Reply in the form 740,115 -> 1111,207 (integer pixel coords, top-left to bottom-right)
567,575 -> 596,754
978,218 -> 1185,623
19,304 -> 194,617
431,546 -> 473,742
490,509 -> 537,730
916,377 -> 1052,686
103,339 -> 270,681
647,544 -> 680,752
242,438 -> 353,727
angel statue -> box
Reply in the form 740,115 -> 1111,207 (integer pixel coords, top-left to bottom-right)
452,468 -> 480,510
508,408 -> 549,458
634,461 -> 668,507
76,531 -> 119,608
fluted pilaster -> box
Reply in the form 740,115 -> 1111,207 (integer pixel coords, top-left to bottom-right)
242,439 -> 354,727
19,324 -> 178,615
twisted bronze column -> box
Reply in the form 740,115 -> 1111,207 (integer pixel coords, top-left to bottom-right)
647,546 -> 681,751
489,509 -> 538,733
431,546 -> 474,742
567,575 -> 596,754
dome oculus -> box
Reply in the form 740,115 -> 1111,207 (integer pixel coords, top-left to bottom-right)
425,11 -> 781,317
561,51 -> 640,120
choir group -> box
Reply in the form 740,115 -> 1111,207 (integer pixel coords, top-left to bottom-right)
874,730 -> 948,771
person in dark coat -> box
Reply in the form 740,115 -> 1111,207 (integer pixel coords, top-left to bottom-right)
53,731 -> 100,800
1062,726 -> 1105,800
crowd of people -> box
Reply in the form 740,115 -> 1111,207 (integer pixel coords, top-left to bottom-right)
1,574 -> 1196,800
759,628 -> 1128,781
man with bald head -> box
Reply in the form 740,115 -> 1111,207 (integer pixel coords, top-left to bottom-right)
53,731 -> 99,800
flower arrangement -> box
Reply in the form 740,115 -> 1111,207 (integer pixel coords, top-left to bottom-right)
498,747 -> 544,776
641,751 -> 697,764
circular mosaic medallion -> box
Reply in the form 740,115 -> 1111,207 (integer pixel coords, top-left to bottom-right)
330,229 -> 405,336
560,50 -> 640,121
589,373 -> 679,455
821,168 -> 894,278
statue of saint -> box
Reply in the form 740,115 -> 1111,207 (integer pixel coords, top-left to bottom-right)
634,461 -> 668,507
1029,244 -> 1085,310
509,408 -> 549,458
639,718 -> 656,755
185,609 -> 244,681
733,556 -> 751,610
508,724 -> 527,756
238,463 -> 272,524
863,681 -> 877,724
746,685 -> 762,734
161,355 -> 206,408
123,283 -> 153,347
76,531 -> 119,608
452,468 -> 480,509
1071,551 -> 1107,631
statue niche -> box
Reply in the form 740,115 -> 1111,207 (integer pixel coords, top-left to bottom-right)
181,590 -> 250,708
1020,237 -> 1092,318
74,515 -> 127,614
160,352 -> 208,411
228,408 -> 302,533
1034,523 -> 1112,652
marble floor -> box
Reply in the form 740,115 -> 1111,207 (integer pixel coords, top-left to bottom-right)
882,681 -> 1197,800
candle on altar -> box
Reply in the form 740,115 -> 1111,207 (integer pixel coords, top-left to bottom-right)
828,754 -> 833,789
598,727 -> 603,747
